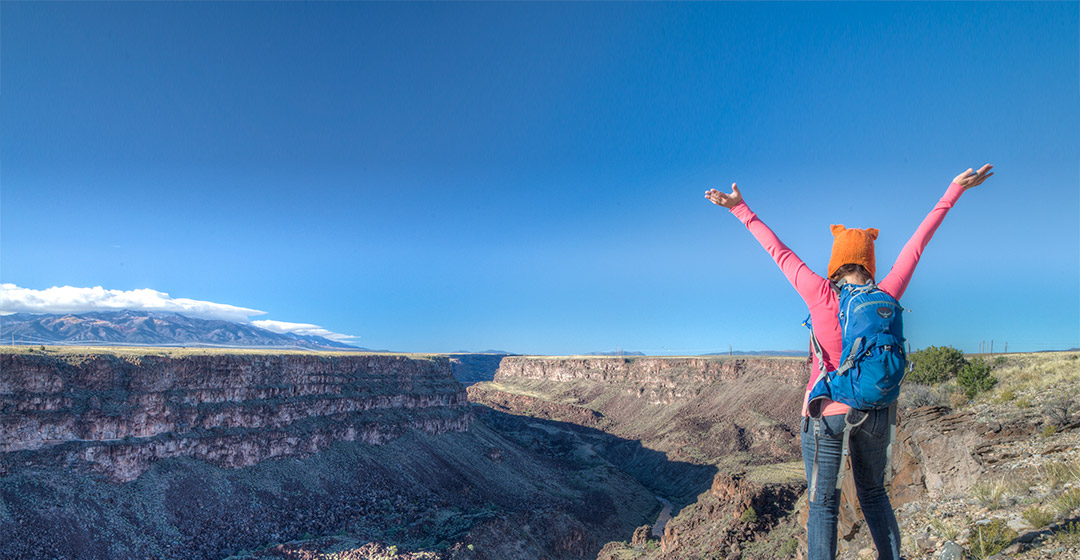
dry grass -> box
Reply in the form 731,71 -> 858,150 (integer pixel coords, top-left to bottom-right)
1042,458 -> 1080,488
929,517 -> 962,541
985,352 -> 1080,395
1054,487 -> 1080,515
970,478 -> 1012,509
747,461 -> 805,485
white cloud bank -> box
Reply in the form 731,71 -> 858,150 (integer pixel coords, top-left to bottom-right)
0,284 -> 265,322
0,284 -> 359,343
251,320 -> 358,343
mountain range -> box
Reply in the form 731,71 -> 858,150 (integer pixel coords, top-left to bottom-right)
0,310 -> 358,350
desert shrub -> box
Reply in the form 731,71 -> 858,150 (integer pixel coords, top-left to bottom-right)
779,539 -> 799,556
994,356 -> 1007,366
971,480 -> 1010,509
900,383 -> 947,409
929,517 -> 962,541
1057,521 -> 1080,546
948,389 -> 969,408
1044,396 -> 1077,427
994,389 -> 1016,403
1041,424 -> 1056,438
1022,505 -> 1055,528
1016,397 -> 1032,409
1055,488 -> 1080,515
969,519 -> 1018,559
907,346 -> 967,385
957,358 -> 997,399
740,505 -> 758,524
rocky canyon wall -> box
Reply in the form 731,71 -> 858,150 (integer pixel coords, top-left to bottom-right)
1,350 -> 470,481
479,356 -> 808,456
494,355 -> 809,388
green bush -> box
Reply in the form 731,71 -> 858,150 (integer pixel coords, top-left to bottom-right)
740,505 -> 758,524
957,357 -> 997,398
1022,505 -> 1055,528
908,346 -> 967,385
968,519 -> 1017,559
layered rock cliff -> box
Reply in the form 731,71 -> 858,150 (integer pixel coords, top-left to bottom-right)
493,355 -> 809,393
1,348 -> 668,560
1,349 -> 469,481
470,356 -> 809,473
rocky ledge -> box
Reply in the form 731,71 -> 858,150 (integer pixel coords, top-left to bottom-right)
0,349 -> 470,481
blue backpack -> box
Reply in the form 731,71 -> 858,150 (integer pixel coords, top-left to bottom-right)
805,282 -> 907,416
803,282 -> 906,502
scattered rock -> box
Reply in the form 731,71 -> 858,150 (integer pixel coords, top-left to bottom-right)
1017,530 -> 1041,544
917,534 -> 940,551
1007,517 -> 1031,533
939,541 -> 965,560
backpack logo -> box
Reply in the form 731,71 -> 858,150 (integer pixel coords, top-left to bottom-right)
877,307 -> 894,319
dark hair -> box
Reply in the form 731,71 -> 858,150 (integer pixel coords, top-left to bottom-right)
830,263 -> 872,284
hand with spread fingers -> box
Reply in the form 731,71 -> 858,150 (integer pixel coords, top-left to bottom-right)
705,183 -> 743,209
953,164 -> 994,191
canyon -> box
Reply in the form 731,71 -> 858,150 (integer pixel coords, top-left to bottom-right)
0,348 -> 663,560
3,348 -> 1077,560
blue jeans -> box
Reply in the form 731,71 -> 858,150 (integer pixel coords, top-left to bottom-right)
801,408 -> 901,560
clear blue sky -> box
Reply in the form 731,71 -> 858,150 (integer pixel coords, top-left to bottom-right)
2,2 -> 1077,355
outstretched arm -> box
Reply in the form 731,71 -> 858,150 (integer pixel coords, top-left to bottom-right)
878,164 -> 993,299
706,183 -> 831,305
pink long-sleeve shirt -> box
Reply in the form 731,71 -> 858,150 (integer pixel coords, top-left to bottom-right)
729,182 -> 966,417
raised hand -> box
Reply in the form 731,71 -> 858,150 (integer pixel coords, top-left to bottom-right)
953,164 -> 994,191
705,183 -> 743,209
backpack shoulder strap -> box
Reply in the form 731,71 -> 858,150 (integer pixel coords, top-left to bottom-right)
807,279 -> 842,376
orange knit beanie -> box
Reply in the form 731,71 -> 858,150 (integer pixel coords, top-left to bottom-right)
828,224 -> 878,280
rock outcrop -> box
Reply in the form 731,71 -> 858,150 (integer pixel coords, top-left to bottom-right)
661,472 -> 803,556
1,350 -> 469,481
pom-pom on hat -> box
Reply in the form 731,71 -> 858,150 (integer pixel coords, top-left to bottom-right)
828,224 -> 878,280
